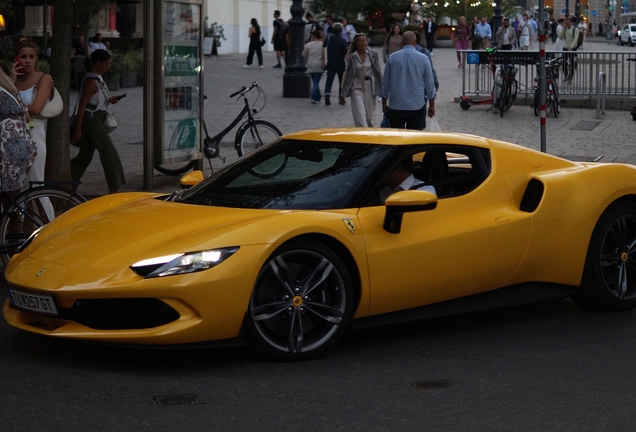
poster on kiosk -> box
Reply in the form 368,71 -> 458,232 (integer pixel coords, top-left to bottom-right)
157,0 -> 203,167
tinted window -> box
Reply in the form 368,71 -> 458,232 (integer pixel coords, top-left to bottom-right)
179,140 -> 392,209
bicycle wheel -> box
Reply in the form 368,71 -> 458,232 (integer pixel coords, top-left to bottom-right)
0,187 -> 86,264
498,80 -> 510,117
533,89 -> 540,116
552,81 -> 561,118
155,118 -> 198,175
236,120 -> 282,157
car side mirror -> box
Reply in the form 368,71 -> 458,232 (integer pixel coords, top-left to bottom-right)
383,190 -> 437,234
180,170 -> 205,189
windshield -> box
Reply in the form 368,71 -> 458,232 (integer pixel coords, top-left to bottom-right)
179,139 -> 392,209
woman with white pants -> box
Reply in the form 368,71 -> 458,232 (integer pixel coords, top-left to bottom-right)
339,34 -> 383,127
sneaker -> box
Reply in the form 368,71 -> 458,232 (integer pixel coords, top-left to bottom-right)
243,64 -> 251,68
325,95 -> 331,106
259,65 -> 263,69
310,100 -> 318,104
272,64 -> 282,69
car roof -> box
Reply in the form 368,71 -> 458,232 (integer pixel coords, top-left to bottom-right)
282,128 -> 491,148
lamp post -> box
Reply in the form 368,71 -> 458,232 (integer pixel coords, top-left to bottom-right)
283,0 -> 310,98
492,0 -> 503,44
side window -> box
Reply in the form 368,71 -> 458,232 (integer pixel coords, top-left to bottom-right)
413,146 -> 490,198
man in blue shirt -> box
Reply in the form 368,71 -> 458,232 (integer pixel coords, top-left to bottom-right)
474,16 -> 492,49
380,31 -> 436,130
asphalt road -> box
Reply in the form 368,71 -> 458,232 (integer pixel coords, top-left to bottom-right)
2,285 -> 636,431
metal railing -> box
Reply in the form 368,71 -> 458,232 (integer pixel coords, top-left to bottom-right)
596,72 -> 607,119
460,50 -> 636,99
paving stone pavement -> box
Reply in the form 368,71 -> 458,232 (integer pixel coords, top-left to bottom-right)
73,37 -> 636,198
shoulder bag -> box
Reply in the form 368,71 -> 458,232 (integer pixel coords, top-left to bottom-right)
34,74 -> 63,119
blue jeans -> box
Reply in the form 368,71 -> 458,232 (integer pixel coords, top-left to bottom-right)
324,69 -> 344,97
310,73 -> 322,102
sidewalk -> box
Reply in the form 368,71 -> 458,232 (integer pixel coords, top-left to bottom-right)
73,44 -> 636,198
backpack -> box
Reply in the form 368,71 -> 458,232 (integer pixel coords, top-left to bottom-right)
304,21 -> 317,43
275,19 -> 288,40
571,27 -> 583,47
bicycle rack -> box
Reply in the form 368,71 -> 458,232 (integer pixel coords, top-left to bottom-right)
596,71 -> 607,120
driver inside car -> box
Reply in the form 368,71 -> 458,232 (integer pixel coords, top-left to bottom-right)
380,157 -> 437,203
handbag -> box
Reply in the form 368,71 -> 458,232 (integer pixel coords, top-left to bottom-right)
34,74 -> 63,119
380,112 -> 390,128
260,36 -> 266,47
39,87 -> 63,118
104,109 -> 117,134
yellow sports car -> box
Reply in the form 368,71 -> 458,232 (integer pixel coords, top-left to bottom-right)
4,129 -> 636,360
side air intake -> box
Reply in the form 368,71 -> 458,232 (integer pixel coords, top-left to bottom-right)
520,179 -> 544,212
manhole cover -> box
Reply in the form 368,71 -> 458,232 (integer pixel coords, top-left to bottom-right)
557,155 -> 603,162
153,394 -> 201,405
410,380 -> 452,390
573,120 -> 601,131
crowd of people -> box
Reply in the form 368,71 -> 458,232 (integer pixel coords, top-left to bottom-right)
0,36 -> 124,198
250,11 -> 437,130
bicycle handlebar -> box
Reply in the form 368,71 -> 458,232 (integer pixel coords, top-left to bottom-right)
229,82 -> 261,98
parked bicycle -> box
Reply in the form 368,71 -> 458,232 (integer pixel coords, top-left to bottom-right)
460,48 -> 518,117
495,63 -> 518,117
0,181 -> 87,264
533,57 -> 562,118
155,82 -> 282,176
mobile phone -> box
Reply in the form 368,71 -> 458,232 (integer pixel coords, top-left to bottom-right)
118,94 -> 127,100
14,55 -> 23,74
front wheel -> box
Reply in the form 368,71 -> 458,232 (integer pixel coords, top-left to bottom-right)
0,187 -> 87,264
533,89 -> 539,116
574,201 -> 636,311
245,239 -> 354,360
460,100 -> 471,110
236,120 -> 282,158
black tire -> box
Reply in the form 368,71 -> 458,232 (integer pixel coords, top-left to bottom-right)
620,37 -> 624,46
236,120 -> 282,158
154,160 -> 195,176
155,117 -> 198,175
245,239 -> 354,360
574,201 -> 636,311
460,100 -> 471,110
0,187 -> 87,264
498,82 -> 511,117
533,90 -> 539,116
552,82 -> 561,118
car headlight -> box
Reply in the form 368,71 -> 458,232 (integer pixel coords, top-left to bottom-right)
130,247 -> 239,278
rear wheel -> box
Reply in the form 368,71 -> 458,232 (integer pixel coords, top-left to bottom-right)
245,239 -> 354,360
574,201 -> 636,311
460,100 -> 471,110
533,89 -> 539,116
0,187 -> 87,264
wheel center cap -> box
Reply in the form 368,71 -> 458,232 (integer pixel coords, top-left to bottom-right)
292,296 -> 303,307
622,252 -> 629,262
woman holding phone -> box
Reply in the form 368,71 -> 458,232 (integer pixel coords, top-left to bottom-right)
71,49 -> 125,194
14,39 -> 53,187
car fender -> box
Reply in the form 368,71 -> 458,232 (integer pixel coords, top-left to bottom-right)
509,163 -> 636,286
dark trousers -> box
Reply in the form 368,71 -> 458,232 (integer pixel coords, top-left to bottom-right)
325,69 -> 344,97
246,43 -> 263,66
425,34 -> 435,51
500,44 -> 513,50
388,104 -> 426,130
562,47 -> 577,80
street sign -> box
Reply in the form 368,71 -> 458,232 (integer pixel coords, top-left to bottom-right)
592,10 -> 597,16
584,10 -> 589,16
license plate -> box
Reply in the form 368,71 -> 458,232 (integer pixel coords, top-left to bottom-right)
7,288 -> 58,316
